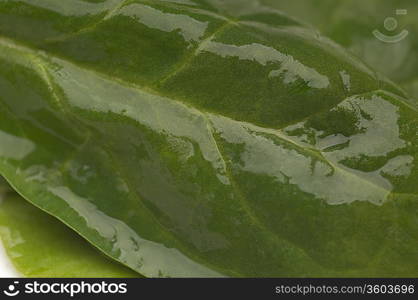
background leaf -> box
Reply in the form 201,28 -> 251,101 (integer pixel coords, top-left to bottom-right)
0,178 -> 139,277
260,0 -> 418,98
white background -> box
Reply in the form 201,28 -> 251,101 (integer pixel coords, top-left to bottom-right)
0,240 -> 20,277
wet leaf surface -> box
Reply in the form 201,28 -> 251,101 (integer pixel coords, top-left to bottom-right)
0,0 -> 417,277
260,0 -> 418,98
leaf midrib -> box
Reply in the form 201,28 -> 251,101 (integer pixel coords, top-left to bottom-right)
1,34 -> 415,201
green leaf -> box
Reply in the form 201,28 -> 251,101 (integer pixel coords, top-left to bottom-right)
0,0 -> 417,277
0,179 -> 139,277
260,0 -> 418,98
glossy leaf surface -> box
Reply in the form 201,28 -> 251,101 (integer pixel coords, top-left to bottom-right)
0,183 -> 139,277
260,0 -> 418,98
0,0 -> 417,277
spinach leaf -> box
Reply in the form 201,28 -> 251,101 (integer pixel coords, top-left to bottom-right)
0,0 -> 417,277
0,184 -> 139,277
260,0 -> 418,98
